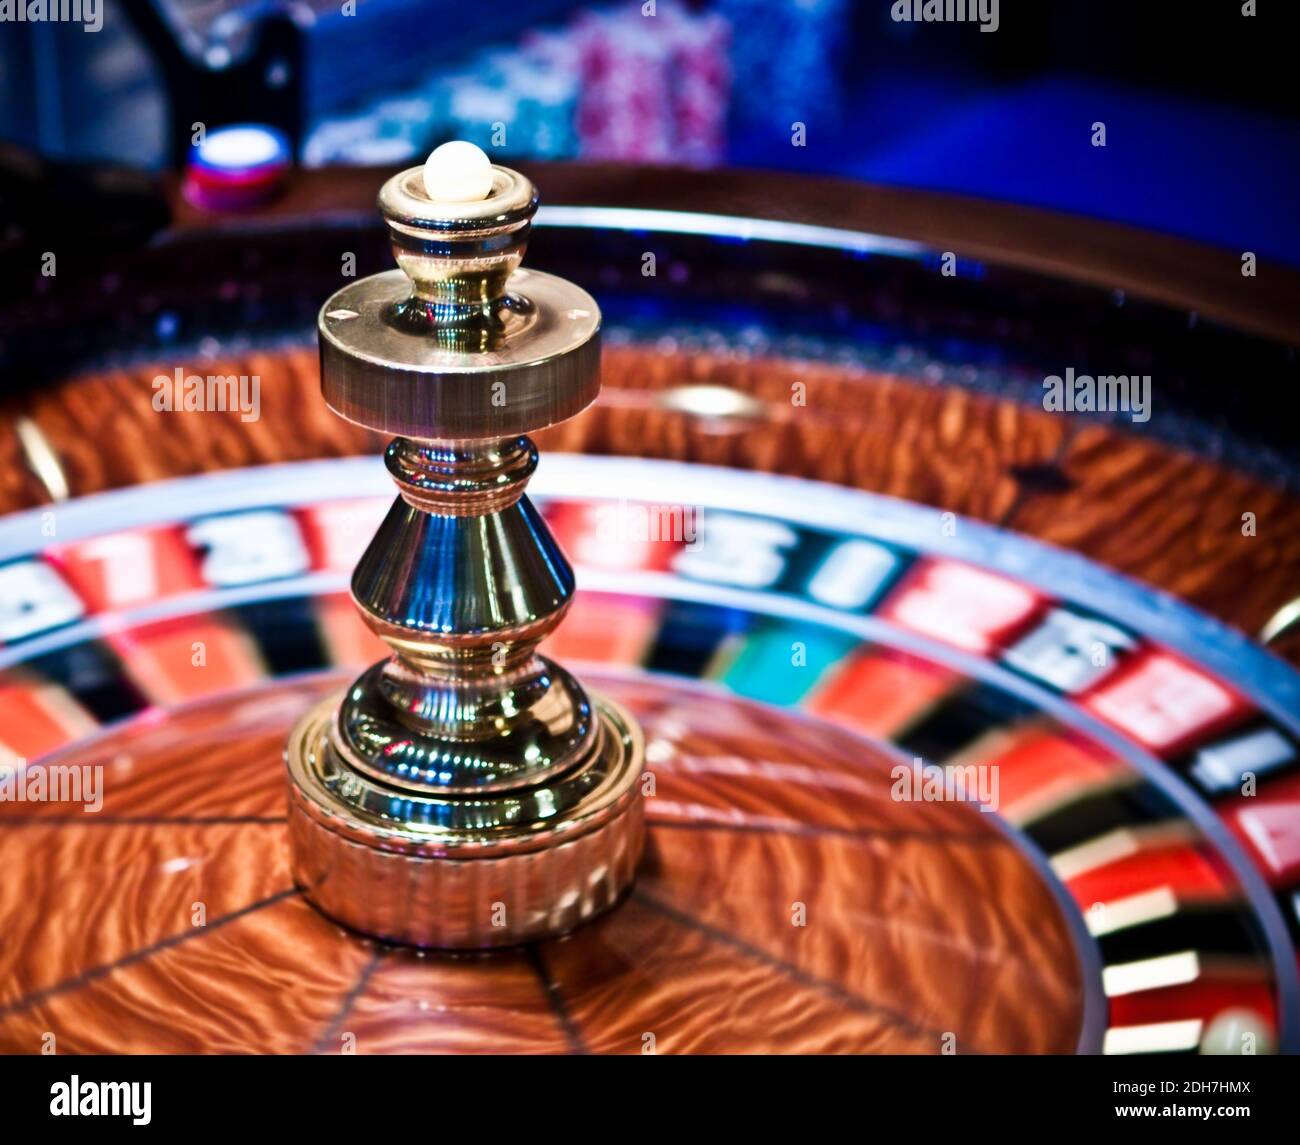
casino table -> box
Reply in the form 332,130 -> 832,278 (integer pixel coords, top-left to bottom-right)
0,159 -> 1298,1056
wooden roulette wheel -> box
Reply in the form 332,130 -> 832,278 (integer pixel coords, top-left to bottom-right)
0,146 -> 1297,1057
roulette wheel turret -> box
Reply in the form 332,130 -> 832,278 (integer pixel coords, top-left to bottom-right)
285,143 -> 645,948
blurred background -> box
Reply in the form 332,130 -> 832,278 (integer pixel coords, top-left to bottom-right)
1,0 -> 1297,261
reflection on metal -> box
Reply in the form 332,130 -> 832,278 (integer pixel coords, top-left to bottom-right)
285,157 -> 644,949
1260,596 -> 1300,647
15,417 -> 69,503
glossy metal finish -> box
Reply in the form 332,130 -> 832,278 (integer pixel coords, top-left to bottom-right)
285,160 -> 644,947
288,691 -> 645,948
336,658 -> 597,795
319,270 -> 601,439
319,164 -> 601,439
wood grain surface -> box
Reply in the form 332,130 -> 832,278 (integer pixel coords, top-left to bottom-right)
2,343 -> 1296,663
0,671 -> 1086,1054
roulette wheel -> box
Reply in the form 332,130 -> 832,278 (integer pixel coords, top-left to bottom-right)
1,141 -> 1299,1062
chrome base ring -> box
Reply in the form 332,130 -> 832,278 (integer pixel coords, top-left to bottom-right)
285,690 -> 645,949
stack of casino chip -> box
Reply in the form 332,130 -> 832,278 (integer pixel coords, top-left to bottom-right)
423,35 -> 580,160
661,5 -> 731,166
435,68 -> 520,154
514,30 -> 582,159
300,2 -> 734,167
573,10 -> 675,162
572,4 -> 731,165
183,124 -> 292,211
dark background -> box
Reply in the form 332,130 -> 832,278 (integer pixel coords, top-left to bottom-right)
1,0 -> 1296,260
